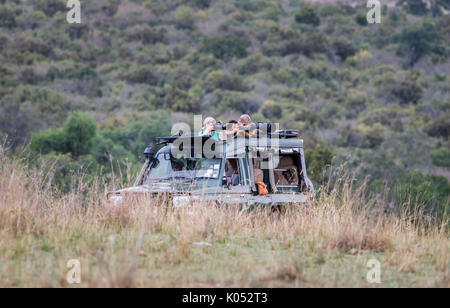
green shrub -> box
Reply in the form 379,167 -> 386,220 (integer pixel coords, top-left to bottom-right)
174,6 -> 196,29
305,145 -> 334,183
30,128 -> 68,155
30,112 -> 97,158
36,0 -> 66,17
0,7 -> 16,29
164,86 -> 201,113
101,0 -> 120,17
63,112 -> 97,158
205,70 -> 246,92
355,13 -> 368,26
294,5 -> 321,26
201,35 -> 250,60
260,100 -> 282,119
425,114 -> 450,140
333,38 -> 357,61
211,90 -> 260,114
397,0 -> 428,16
235,54 -> 273,75
392,172 -> 450,220
431,147 -> 450,167
126,66 -> 157,85
391,72 -> 424,104
394,21 -> 447,66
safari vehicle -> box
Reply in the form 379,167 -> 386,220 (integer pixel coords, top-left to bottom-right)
107,128 -> 314,208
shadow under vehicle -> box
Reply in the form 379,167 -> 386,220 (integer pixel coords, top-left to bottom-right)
107,129 -> 314,208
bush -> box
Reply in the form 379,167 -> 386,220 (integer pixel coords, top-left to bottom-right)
30,112 -> 97,158
391,72 -> 424,104
211,91 -> 260,114
305,145 -> 334,183
425,114 -> 450,140
397,0 -> 428,16
260,100 -> 282,119
30,128 -> 68,155
394,21 -> 447,66
294,5 -> 321,26
333,38 -> 357,61
201,35 -> 250,60
174,6 -> 196,29
205,70 -> 246,92
235,54 -> 273,75
164,86 -> 201,113
126,66 -> 157,85
63,112 -> 97,158
0,7 -> 16,29
392,172 -> 450,220
431,147 -> 450,167
101,0 -> 120,17
36,0 -> 67,17
355,13 -> 368,26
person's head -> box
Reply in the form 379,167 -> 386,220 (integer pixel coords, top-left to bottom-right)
238,114 -> 251,126
228,120 -> 238,130
203,117 -> 216,130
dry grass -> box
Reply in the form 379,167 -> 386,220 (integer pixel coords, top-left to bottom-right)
0,151 -> 448,287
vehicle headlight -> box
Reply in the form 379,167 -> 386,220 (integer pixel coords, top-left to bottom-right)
109,195 -> 123,206
172,196 -> 190,207
172,196 -> 200,208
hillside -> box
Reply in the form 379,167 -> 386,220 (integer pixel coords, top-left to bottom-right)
0,0 -> 449,216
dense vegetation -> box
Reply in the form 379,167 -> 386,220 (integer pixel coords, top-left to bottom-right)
0,0 -> 448,218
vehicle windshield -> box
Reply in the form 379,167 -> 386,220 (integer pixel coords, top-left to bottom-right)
146,154 -> 222,182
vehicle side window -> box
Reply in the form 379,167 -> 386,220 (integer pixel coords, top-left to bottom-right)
224,159 -> 241,186
274,155 -> 299,186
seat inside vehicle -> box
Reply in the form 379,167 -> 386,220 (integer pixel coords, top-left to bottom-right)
274,155 -> 299,185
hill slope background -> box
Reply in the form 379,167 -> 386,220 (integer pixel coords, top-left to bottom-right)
0,0 -> 449,217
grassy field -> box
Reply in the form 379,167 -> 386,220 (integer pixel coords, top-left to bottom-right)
0,151 -> 448,288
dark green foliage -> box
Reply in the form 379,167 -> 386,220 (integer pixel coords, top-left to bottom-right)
101,0 -> 120,17
205,71 -> 246,92
397,0 -> 428,16
0,86 -> 69,149
294,5 -> 321,26
64,112 -> 97,157
394,21 -> 447,66
305,145 -> 334,183
0,7 -> 16,29
164,86 -> 201,112
333,38 -> 357,61
431,147 -> 450,167
392,172 -> 449,220
31,112 -> 97,158
355,13 -> 368,26
425,114 -> 450,140
391,73 -> 424,104
201,35 -> 250,60
36,0 -> 67,17
260,101 -> 282,119
30,128 -> 67,155
126,66 -> 157,85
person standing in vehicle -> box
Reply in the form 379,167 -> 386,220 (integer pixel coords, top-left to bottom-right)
199,117 -> 226,141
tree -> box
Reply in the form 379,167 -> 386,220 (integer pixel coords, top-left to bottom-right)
305,145 -> 334,183
0,7 -> 16,29
397,0 -> 428,16
294,6 -> 321,26
31,112 -> 97,158
394,21 -> 446,66
201,35 -> 250,60
63,112 -> 97,158
333,38 -> 357,61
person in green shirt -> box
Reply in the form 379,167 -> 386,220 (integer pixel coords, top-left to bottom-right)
199,117 -> 221,141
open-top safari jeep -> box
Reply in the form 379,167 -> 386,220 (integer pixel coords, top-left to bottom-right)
107,127 -> 314,208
